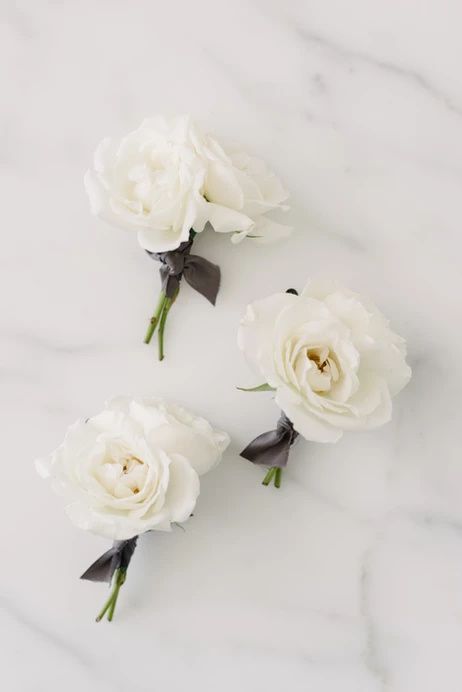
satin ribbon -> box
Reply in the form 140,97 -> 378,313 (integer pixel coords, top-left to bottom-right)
240,413 -> 299,468
80,537 -> 138,583
147,238 -> 221,304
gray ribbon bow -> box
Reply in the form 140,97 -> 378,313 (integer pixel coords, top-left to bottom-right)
240,413 -> 299,468
80,537 -> 138,583
147,238 -> 221,304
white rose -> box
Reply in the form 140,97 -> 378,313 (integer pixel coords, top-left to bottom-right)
85,115 -> 290,252
238,280 -> 411,443
36,398 -> 230,540
193,138 -> 291,245
84,116 -> 207,252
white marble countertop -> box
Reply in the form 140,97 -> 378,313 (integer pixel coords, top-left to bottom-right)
3,1 -> 462,690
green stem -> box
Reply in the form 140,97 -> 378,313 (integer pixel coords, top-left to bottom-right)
95,568 -> 126,623
274,467 -> 282,488
262,467 -> 277,486
158,295 -> 176,361
262,466 -> 283,487
144,292 -> 167,344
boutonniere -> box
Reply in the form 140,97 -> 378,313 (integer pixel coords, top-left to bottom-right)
36,397 -> 229,621
85,116 -> 290,360
237,281 -> 411,487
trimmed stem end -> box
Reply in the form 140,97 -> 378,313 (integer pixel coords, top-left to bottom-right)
262,466 -> 283,488
95,568 -> 127,623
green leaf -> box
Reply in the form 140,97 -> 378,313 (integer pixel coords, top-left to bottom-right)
236,383 -> 275,393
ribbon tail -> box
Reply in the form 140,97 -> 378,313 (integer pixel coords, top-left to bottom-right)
80,546 -> 120,583
240,429 -> 291,468
183,255 -> 221,305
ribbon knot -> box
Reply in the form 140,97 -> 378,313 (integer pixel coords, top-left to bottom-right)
276,413 -> 297,439
147,237 -> 221,304
162,250 -> 186,276
80,537 -> 138,583
240,412 -> 298,469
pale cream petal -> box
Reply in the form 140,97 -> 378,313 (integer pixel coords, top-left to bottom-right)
238,292 -> 298,381
161,454 -> 200,524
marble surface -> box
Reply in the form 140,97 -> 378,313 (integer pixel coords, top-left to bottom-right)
2,1 -> 462,690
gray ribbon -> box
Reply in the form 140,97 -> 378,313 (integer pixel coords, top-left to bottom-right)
147,237 -> 221,304
240,413 -> 299,468
80,537 -> 138,583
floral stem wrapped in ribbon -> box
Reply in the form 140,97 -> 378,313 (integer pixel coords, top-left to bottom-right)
85,116 -> 290,360
36,398 -> 229,621
142,230 -> 221,359
238,281 -> 412,487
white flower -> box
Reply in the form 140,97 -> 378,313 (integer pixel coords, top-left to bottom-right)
85,117 -> 206,253
36,398 -> 230,540
195,139 -> 291,245
238,280 -> 411,443
85,115 -> 290,251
